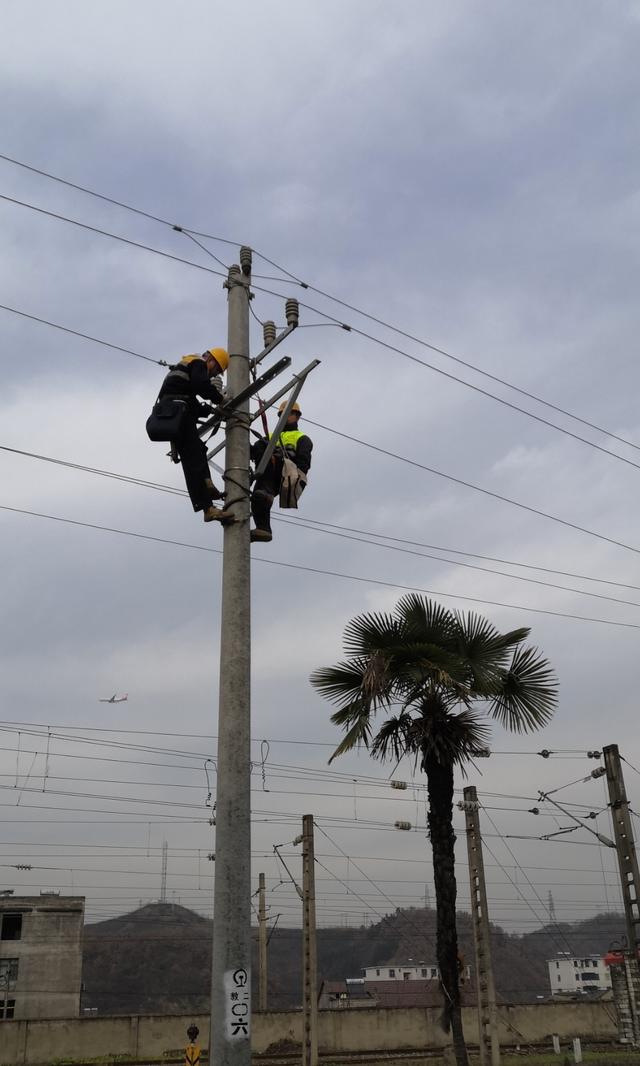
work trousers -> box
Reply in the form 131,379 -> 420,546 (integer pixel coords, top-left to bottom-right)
251,459 -> 282,534
175,418 -> 214,512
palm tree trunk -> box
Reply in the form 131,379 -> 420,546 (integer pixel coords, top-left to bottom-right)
424,749 -> 469,1066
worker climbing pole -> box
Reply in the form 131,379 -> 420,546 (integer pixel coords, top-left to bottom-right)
145,246 -> 319,1066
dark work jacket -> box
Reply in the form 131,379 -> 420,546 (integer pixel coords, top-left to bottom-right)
251,426 -> 313,474
158,358 -> 225,418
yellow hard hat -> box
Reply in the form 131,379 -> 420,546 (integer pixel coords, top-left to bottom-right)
278,401 -> 301,416
205,347 -> 229,372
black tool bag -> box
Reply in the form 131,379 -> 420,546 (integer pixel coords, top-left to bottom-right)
146,396 -> 188,442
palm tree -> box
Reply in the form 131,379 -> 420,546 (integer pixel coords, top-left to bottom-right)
310,595 -> 557,1066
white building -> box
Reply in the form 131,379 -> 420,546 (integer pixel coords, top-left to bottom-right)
547,953 -> 612,996
362,962 -> 440,982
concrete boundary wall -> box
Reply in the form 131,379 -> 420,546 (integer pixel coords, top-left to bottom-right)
0,1001 -> 619,1065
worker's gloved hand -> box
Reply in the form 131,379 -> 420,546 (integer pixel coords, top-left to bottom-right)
210,374 -> 229,403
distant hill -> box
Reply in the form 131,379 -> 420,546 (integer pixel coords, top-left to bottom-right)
80,902 -> 627,1015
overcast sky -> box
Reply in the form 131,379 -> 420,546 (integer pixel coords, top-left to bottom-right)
1,1 -> 640,949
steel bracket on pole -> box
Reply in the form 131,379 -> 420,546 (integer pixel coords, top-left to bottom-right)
250,323 -> 297,371
198,356 -> 291,440
207,359 -> 320,462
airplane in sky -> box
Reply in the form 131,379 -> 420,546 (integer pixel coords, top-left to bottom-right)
99,693 -> 128,704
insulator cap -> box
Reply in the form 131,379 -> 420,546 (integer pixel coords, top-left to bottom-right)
239,246 -> 252,276
285,298 -> 299,327
394,820 -> 412,831
263,320 -> 277,347
228,264 -> 241,282
591,766 -> 606,779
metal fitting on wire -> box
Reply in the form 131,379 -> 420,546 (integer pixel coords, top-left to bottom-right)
240,246 -> 252,276
390,780 -> 407,790
263,320 -> 277,347
591,766 -> 606,779
474,747 -> 491,758
457,800 -> 479,813
394,820 -> 412,831
285,298 -> 299,327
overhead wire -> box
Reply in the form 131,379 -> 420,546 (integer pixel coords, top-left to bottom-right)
4,299 -> 640,566
7,438 -> 640,602
3,502 -> 640,631
3,151 -> 639,462
6,443 -> 640,612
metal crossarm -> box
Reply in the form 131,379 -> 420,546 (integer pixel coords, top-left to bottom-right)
198,356 -> 291,440
206,359 -> 320,462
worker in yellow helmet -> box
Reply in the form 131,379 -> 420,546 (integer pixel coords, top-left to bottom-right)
249,401 -> 313,543
147,348 -> 231,522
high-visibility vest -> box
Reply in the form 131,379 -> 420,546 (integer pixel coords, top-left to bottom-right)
271,429 -> 304,459
185,1043 -> 201,1066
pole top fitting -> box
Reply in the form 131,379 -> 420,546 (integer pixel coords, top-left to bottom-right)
285,298 -> 299,328
263,320 -> 277,347
240,246 -> 252,276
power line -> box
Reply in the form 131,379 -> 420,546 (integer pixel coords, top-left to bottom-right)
0,303 -> 167,365
0,194 -> 226,279
5,299 -> 640,566
3,502 -> 640,630
305,418 -> 640,559
0,150 -> 241,247
4,151 -> 638,465
6,441 -> 640,611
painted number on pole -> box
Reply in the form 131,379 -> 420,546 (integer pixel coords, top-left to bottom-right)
224,967 -> 251,1040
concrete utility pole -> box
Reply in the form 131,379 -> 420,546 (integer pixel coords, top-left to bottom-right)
302,814 -> 318,1066
463,787 -> 500,1066
210,252 -> 253,1066
603,744 -> 640,1045
258,872 -> 267,1011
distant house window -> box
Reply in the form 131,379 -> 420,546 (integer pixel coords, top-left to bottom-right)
573,961 -> 578,968
556,961 -> 560,969
557,976 -> 561,983
431,968 -> 437,978
421,968 -> 427,977
581,973 -> 598,982
0,914 -> 22,941
0,959 -> 18,991
0,998 -> 15,1021
389,969 -> 395,978
376,969 -> 380,976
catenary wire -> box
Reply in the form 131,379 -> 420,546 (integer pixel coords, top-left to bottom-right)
3,502 -> 640,630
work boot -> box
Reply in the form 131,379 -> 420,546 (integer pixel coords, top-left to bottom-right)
250,528 -> 273,543
205,478 -> 225,501
203,505 -> 233,523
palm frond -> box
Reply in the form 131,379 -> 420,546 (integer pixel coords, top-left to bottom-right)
328,714 -> 373,763
453,613 -> 531,693
310,659 -> 373,707
396,595 -> 458,646
342,611 -> 402,655
489,644 -> 558,734
370,711 -> 417,764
